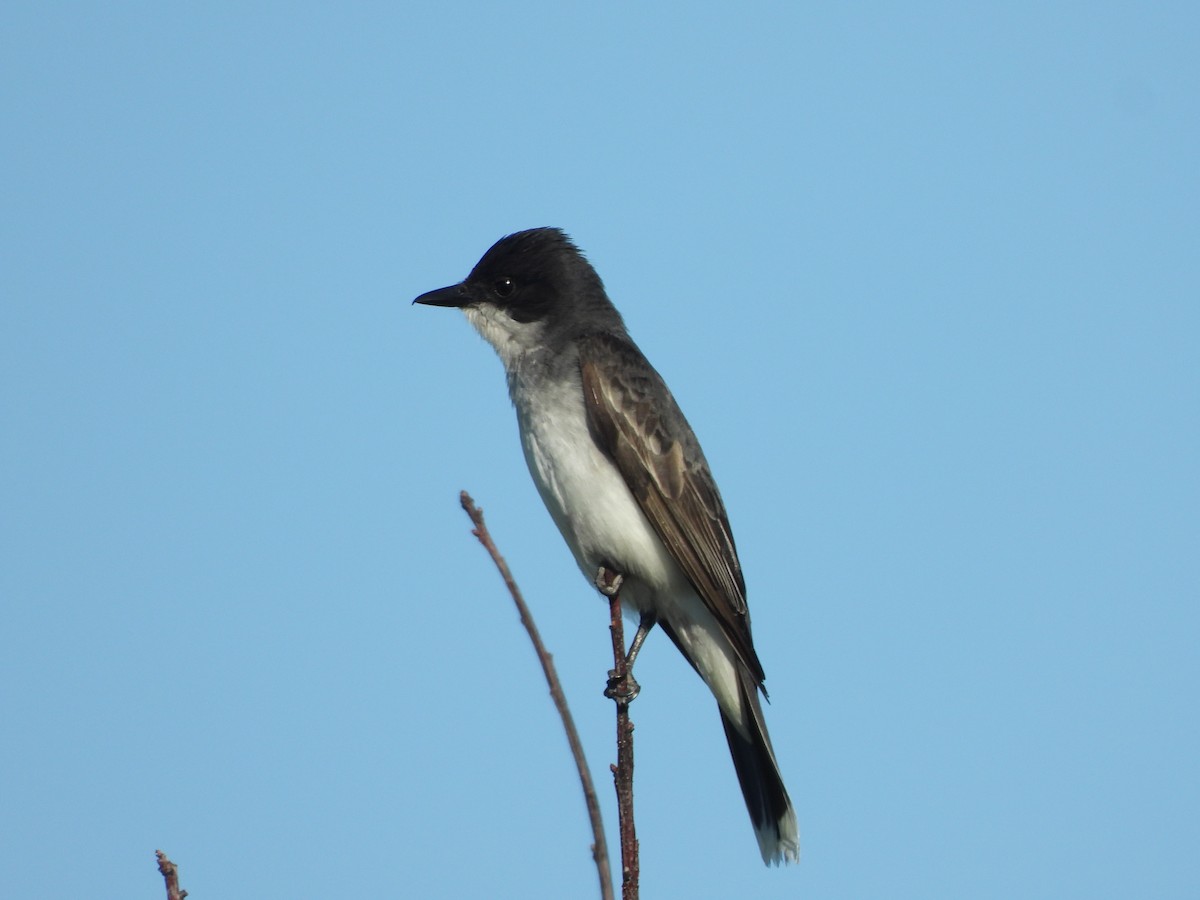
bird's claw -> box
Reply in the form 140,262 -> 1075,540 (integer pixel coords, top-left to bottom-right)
604,668 -> 641,705
595,567 -> 624,596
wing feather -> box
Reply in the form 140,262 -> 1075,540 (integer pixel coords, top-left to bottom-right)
579,331 -> 765,684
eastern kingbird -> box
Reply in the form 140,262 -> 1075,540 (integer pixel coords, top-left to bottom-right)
415,228 -> 799,865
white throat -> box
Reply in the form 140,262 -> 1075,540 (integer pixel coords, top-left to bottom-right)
463,303 -> 549,373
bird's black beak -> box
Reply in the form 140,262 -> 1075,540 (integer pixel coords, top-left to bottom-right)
413,283 -> 472,308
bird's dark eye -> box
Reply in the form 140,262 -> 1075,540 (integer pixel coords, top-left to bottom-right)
493,277 -> 515,298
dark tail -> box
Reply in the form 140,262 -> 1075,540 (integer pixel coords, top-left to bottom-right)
720,667 -> 799,865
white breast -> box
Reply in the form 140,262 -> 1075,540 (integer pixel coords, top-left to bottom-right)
510,366 -> 685,606
511,366 -> 744,714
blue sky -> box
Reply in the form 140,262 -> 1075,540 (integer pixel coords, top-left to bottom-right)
2,3 -> 1197,898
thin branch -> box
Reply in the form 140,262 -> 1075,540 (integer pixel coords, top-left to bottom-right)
459,491 -> 614,900
599,573 -> 639,900
155,851 -> 187,900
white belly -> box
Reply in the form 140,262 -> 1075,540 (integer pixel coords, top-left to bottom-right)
513,372 -> 685,607
509,366 -> 744,717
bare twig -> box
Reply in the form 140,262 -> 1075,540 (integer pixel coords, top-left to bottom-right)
155,850 -> 187,900
599,573 -> 639,900
459,491 -> 614,900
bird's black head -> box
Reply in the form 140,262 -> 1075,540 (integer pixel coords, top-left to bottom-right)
413,228 -> 625,342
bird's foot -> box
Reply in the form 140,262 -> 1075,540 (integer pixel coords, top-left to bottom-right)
604,668 -> 641,705
594,567 -> 624,597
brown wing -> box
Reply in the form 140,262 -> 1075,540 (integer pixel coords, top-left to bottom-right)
579,331 -> 766,685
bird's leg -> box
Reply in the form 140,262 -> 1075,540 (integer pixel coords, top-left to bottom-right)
606,611 -> 656,703
624,611 -> 657,673
597,566 -> 655,705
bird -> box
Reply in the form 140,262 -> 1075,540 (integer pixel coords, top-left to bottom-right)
414,227 -> 798,865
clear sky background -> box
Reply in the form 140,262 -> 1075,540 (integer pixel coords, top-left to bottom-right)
2,4 -> 1197,899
